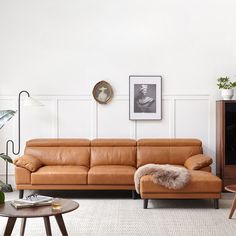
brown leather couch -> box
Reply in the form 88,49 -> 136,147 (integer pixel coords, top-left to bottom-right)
14,138 -> 222,208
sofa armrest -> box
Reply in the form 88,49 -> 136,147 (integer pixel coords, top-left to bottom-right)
13,155 -> 43,172
15,166 -> 31,184
184,154 -> 213,170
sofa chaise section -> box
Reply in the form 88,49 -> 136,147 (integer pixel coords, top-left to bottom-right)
137,139 -> 222,209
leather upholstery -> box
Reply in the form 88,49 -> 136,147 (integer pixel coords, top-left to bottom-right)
16,184 -> 135,190
91,147 -> 136,167
91,139 -> 136,167
138,139 -> 202,147
137,139 -> 202,167
184,154 -> 213,170
91,139 -> 136,147
199,166 -> 211,172
14,155 -> 43,172
140,170 -> 222,193
25,147 -> 90,167
31,166 -> 88,184
137,146 -> 202,167
24,138 -> 90,167
26,138 -> 90,147
15,167 -> 31,184
88,165 -> 136,184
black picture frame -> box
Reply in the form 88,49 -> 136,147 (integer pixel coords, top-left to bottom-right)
129,75 -> 162,120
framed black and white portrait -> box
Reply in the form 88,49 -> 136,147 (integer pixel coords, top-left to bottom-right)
129,75 -> 162,120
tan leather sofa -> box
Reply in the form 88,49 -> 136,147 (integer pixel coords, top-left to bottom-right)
14,138 -> 222,208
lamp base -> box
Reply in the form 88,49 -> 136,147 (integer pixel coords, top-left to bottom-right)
0,180 -> 13,192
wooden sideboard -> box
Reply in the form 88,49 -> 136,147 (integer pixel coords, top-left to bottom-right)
216,100 -> 236,189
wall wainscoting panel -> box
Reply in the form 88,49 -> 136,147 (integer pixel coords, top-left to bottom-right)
0,94 -> 214,183
175,98 -> 209,145
135,98 -> 172,138
97,97 -> 132,138
58,98 -> 93,138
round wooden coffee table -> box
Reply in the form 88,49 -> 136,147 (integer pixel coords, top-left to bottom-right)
0,198 -> 79,236
225,185 -> 236,219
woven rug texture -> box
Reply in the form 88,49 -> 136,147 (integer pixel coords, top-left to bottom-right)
0,197 -> 235,236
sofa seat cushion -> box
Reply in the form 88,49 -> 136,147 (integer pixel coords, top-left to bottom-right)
140,170 -> 222,193
88,165 -> 136,185
31,166 -> 88,184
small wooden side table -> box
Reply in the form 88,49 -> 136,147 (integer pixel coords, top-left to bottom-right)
225,185 -> 236,219
0,198 -> 79,236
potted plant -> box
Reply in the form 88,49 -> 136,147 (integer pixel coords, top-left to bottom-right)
0,153 -> 13,192
0,190 -> 4,204
0,110 -> 16,192
217,77 -> 236,100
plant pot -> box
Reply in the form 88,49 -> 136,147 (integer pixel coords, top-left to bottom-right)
221,89 -> 234,100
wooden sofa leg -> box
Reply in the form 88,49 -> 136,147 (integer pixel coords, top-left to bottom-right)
143,199 -> 148,209
214,199 -> 219,209
19,190 -> 24,199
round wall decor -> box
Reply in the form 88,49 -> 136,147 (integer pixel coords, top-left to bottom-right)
92,81 -> 113,104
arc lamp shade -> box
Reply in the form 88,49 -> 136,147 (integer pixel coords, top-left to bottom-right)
23,96 -> 43,107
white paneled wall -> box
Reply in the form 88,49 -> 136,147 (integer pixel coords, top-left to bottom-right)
136,99 -> 173,138
0,94 -> 213,186
58,98 -> 93,138
97,97 -> 131,138
175,99 -> 210,145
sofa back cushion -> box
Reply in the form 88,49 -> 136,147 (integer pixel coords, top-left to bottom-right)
91,139 -> 136,167
24,139 -> 90,168
137,139 -> 202,168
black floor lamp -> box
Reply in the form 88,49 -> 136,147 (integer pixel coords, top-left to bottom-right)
0,90 -> 43,192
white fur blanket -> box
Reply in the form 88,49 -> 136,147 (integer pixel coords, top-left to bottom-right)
134,164 -> 190,193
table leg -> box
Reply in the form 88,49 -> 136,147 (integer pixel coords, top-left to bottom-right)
43,216 -> 52,236
4,217 -> 17,236
20,218 -> 27,236
55,214 -> 68,236
229,194 -> 236,219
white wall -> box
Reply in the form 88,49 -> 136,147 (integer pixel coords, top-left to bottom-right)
1,0 -> 236,185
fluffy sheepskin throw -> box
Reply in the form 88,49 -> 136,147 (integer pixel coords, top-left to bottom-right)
134,164 -> 190,193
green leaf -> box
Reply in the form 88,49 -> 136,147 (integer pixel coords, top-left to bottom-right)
217,77 -> 236,89
0,153 -> 13,163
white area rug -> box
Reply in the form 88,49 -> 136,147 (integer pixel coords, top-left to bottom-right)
0,191 -> 236,236
1,193 -> 236,236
